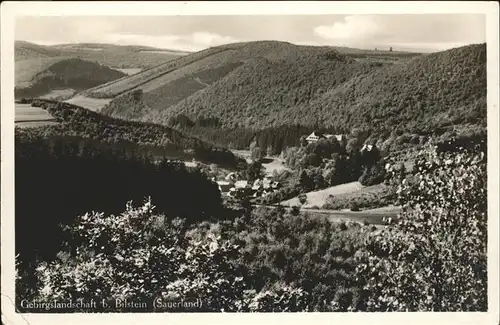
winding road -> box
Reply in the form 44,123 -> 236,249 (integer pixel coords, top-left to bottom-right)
252,204 -> 401,225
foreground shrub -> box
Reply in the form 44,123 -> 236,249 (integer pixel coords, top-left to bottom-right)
19,199 -> 244,312
355,144 -> 487,311
21,200 -> 347,312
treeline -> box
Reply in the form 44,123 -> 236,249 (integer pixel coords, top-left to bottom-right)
15,129 -> 225,268
167,111 -> 486,160
28,99 -> 244,168
169,114 -> 346,152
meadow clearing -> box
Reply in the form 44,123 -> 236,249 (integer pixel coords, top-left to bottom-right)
63,95 -> 113,112
15,103 -> 58,127
281,181 -> 365,207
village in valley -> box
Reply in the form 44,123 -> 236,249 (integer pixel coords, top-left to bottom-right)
212,131 -> 376,201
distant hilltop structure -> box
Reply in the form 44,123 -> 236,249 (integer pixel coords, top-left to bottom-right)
305,131 -> 344,144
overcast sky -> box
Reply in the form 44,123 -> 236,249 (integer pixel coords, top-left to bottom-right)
15,14 -> 486,52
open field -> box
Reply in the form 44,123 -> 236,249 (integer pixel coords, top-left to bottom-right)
15,121 -> 60,128
15,104 -> 54,122
261,157 -> 290,175
364,205 -> 402,213
321,183 -> 397,210
16,41 -> 189,69
15,103 -> 58,128
281,181 -> 364,207
64,95 -> 113,112
38,88 -> 76,100
140,50 -> 191,55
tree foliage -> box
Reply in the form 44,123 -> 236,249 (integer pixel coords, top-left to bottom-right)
20,200 -> 369,312
17,135 -> 488,312
355,142 -> 487,311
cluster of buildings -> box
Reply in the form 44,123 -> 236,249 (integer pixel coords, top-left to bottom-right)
215,172 -> 281,199
305,132 -> 344,144
306,132 -> 376,153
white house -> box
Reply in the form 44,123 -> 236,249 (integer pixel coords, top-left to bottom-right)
305,132 -> 322,143
252,179 -> 263,191
360,144 -> 374,152
306,132 -> 344,144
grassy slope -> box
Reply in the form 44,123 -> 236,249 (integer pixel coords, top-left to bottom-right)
96,41 -> 401,121
281,181 -> 365,207
64,95 -> 114,112
91,41 -> 485,141
15,58 -> 127,99
15,104 -> 56,122
83,45 -> 244,98
280,182 -> 397,211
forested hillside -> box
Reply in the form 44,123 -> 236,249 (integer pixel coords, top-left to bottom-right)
89,41 -> 485,153
163,43 -> 486,134
296,43 -> 487,135
89,41 -> 395,115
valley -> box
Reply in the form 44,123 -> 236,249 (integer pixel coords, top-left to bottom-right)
13,35 -> 489,313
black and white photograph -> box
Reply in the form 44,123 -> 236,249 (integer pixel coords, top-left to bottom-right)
1,1 -> 499,324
